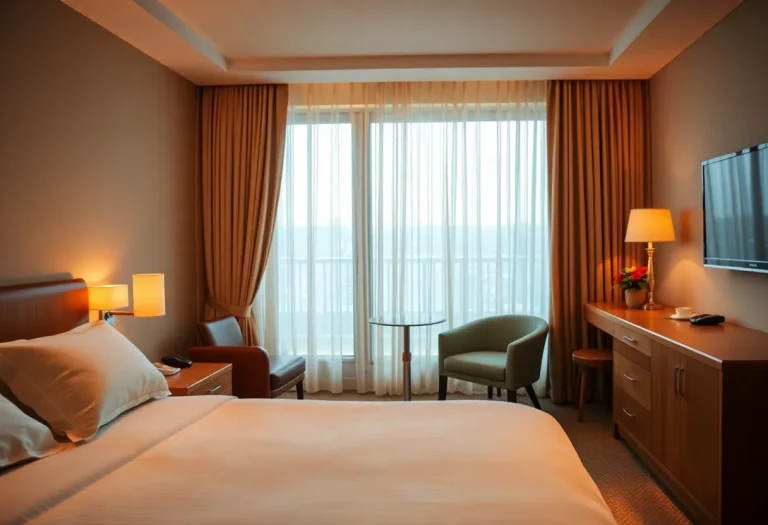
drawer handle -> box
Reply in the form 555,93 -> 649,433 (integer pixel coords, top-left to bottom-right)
679,367 -> 685,397
622,335 -> 637,344
206,385 -> 222,395
622,373 -> 637,382
674,366 -> 680,395
622,408 -> 635,418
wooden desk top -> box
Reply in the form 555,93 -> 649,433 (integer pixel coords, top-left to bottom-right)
586,302 -> 768,367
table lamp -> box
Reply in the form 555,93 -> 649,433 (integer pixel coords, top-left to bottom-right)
624,209 -> 675,310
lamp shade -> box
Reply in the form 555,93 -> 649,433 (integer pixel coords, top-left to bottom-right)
625,208 -> 676,243
132,273 -> 165,317
88,284 -> 129,311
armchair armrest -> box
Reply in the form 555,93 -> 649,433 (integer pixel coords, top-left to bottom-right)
505,324 -> 549,388
188,345 -> 271,399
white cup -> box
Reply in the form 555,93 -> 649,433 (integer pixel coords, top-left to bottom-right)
675,307 -> 693,319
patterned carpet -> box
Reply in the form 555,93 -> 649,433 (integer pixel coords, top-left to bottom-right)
287,390 -> 692,525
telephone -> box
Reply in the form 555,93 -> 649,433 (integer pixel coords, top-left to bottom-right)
689,314 -> 726,326
153,362 -> 180,376
161,355 -> 193,368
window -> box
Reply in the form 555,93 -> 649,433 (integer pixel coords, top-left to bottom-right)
268,118 -> 355,357
255,82 -> 548,394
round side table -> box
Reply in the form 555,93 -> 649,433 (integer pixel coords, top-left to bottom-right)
369,315 -> 446,401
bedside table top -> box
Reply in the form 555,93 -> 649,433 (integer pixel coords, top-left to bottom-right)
165,362 -> 232,396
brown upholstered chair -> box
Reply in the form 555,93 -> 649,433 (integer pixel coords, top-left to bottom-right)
189,316 -> 306,399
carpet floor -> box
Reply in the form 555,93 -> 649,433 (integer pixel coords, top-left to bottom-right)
285,391 -> 692,525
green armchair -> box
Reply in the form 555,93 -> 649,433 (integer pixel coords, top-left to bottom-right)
438,315 -> 549,409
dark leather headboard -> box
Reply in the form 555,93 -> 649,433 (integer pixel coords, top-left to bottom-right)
0,279 -> 89,343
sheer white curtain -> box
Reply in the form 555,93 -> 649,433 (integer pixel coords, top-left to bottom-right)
256,82 -> 549,396
255,86 -> 352,393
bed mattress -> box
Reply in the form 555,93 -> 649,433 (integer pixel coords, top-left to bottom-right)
1,397 -> 615,524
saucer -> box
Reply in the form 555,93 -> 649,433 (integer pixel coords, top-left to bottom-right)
669,314 -> 694,321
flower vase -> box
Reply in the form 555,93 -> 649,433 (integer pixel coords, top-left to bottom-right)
625,289 -> 648,309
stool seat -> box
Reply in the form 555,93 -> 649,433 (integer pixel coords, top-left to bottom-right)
572,348 -> 612,422
572,349 -> 613,366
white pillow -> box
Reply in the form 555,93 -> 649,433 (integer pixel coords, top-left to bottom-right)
0,394 -> 63,467
0,322 -> 170,442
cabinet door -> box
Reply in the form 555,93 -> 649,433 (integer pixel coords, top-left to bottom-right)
651,342 -> 682,477
679,355 -> 721,518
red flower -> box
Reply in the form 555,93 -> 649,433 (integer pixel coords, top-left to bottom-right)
631,270 -> 644,281
637,266 -> 648,274
613,273 -> 623,285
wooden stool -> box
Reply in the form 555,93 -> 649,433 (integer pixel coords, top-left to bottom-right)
572,349 -> 613,422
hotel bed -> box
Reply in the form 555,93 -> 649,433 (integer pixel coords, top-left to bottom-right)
0,279 -> 615,525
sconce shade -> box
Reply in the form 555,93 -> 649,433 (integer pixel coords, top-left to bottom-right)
625,208 -> 676,243
89,284 -> 129,311
133,274 -> 165,317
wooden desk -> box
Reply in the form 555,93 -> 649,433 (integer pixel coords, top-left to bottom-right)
586,303 -> 768,525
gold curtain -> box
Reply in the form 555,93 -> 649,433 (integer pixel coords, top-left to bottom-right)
200,84 -> 288,344
547,80 -> 651,403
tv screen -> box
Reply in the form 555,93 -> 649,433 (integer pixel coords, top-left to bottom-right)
702,142 -> 768,273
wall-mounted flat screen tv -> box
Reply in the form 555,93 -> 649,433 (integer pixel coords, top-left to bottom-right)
702,142 -> 768,273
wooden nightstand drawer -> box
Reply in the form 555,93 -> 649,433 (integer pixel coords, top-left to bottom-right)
166,362 -> 233,397
614,382 -> 651,449
614,352 -> 651,411
613,323 -> 651,357
188,369 -> 232,396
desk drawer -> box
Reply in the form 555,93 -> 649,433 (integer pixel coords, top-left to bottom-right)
614,339 -> 651,370
188,370 -> 233,396
614,353 -> 652,411
613,323 -> 652,357
614,383 -> 651,449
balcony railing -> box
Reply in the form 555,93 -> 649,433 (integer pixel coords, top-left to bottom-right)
274,255 -> 547,320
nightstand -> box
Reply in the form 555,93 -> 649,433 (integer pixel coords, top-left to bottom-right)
165,362 -> 233,397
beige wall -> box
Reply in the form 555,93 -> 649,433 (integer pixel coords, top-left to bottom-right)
650,0 -> 768,331
0,0 -> 199,360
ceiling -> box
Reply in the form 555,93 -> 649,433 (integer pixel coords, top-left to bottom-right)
63,0 -> 744,85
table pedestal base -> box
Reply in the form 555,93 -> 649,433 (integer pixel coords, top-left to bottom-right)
402,326 -> 411,401
368,316 -> 445,402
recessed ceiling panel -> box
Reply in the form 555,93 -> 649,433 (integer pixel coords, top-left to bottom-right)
62,0 -> 745,84
162,0 -> 648,58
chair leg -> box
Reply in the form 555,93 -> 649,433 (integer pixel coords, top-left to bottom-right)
577,368 -> 589,422
507,389 -> 516,403
573,366 -> 580,409
487,385 -> 493,399
525,385 -> 541,410
296,380 -> 304,400
438,375 -> 448,401
496,387 -> 502,398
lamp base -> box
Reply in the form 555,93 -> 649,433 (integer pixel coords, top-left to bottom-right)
643,302 -> 664,311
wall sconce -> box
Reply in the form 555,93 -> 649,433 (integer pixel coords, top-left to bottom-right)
88,284 -> 129,321
89,273 -> 166,323
132,273 -> 166,317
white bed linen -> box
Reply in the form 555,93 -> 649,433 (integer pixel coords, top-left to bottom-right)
1,398 -> 615,525
0,396 -> 227,525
